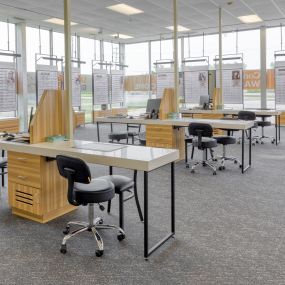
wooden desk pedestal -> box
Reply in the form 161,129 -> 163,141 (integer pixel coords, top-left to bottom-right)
8,151 -> 76,223
146,125 -> 185,160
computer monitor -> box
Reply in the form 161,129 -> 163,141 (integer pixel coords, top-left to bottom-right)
199,95 -> 210,109
146,99 -> 161,113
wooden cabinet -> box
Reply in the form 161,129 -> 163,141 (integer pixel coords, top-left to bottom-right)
8,151 -> 75,223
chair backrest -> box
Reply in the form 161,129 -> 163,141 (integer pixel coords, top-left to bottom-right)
188,123 -> 213,138
238,111 -> 256,121
56,155 -> 91,184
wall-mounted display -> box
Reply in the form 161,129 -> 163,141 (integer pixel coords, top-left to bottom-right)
93,69 -> 109,105
156,68 -> 174,98
111,70 -> 124,104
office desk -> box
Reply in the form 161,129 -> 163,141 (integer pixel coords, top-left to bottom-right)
0,140 -> 179,259
180,109 -> 281,145
94,117 -> 254,173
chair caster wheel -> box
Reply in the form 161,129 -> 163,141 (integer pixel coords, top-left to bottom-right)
60,245 -> 67,254
239,165 -> 242,168
234,160 -> 238,164
186,164 -> 190,169
117,233 -> 126,241
261,141 -> 264,145
271,140 -> 275,144
190,169 -> 195,173
213,171 -> 217,175
219,166 -> 225,171
63,227 -> 70,235
95,250 -> 104,257
98,218 -> 104,225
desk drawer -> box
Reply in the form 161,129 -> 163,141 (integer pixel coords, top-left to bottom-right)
9,167 -> 41,188
9,182 -> 41,215
8,152 -> 41,170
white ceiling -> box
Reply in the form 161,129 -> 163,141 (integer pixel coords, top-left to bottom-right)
0,0 -> 285,43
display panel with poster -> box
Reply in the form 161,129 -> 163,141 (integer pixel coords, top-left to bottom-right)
72,67 -> 81,107
216,63 -> 243,105
93,69 -> 109,105
111,70 -> 124,104
36,65 -> 59,104
0,62 -> 17,112
184,66 -> 209,104
156,68 -> 174,99
274,59 -> 285,105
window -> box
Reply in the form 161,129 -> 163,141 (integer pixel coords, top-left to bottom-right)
0,21 -> 16,62
103,42 -> 119,62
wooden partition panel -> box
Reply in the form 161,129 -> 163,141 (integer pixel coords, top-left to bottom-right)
93,108 -> 128,121
0,118 -> 19,133
159,88 -> 176,120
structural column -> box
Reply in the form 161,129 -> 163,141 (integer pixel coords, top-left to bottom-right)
173,0 -> 179,112
64,0 -> 73,140
260,26 -> 267,109
218,7 -> 223,108
16,22 -> 28,132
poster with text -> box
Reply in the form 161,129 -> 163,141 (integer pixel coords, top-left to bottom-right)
156,68 -> 174,98
93,69 -> 109,105
72,67 -> 81,107
216,63 -> 243,104
0,62 -> 17,112
275,61 -> 285,105
184,66 -> 209,104
111,70 -> 124,104
36,65 -> 58,103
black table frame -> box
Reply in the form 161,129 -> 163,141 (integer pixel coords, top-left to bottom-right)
109,162 -> 175,259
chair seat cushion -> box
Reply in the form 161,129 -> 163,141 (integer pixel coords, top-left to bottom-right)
256,121 -> 271,127
74,178 -> 115,204
100,175 -> 134,194
185,137 -> 193,143
214,136 -> 236,145
108,132 -> 128,141
192,137 -> 217,149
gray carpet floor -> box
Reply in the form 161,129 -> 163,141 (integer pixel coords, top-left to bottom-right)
1,124 -> 285,285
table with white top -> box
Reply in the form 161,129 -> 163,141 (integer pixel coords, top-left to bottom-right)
0,140 -> 179,259
180,108 -> 282,145
94,117 -> 255,173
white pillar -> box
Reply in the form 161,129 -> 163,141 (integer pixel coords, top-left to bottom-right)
16,22 -> 28,132
173,0 -> 179,112
260,26 -> 267,109
64,0 -> 73,140
148,41 -> 152,98
218,7 -> 223,108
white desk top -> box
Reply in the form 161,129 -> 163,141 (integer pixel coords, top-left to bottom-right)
0,140 -> 179,172
180,109 -> 282,116
95,117 -> 254,130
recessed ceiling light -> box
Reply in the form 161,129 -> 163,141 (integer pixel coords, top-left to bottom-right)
238,14 -> 262,24
110,33 -> 134,39
166,25 -> 190,32
44,18 -> 78,26
107,3 -> 144,15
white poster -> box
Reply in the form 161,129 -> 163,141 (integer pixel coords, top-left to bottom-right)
36,65 -> 58,103
111,70 -> 124,104
0,62 -> 17,112
93,69 -> 109,105
184,66 -> 208,104
72,67 -> 81,107
156,68 -> 174,98
275,61 -> 285,105
216,63 -> 243,104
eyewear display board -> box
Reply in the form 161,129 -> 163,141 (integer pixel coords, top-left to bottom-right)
275,61 -> 285,105
184,66 -> 209,104
216,63 -> 243,104
0,62 -> 17,112
72,67 -> 81,107
111,70 -> 124,104
36,64 -> 58,104
156,68 -> 174,99
93,69 -> 109,105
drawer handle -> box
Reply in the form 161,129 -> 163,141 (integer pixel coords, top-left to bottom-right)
17,175 -> 27,180
17,158 -> 27,161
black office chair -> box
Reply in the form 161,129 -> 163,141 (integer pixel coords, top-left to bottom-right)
186,123 -> 218,175
0,150 -> 7,187
127,124 -> 142,145
255,115 -> 275,144
101,170 -> 144,230
237,111 -> 258,145
56,155 -> 125,257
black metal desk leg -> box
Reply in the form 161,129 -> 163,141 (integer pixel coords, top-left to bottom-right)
97,122 -> 100,142
144,171 -> 149,259
171,162 -> 175,234
107,166 -> 113,213
249,128 -> 252,166
242,130 -> 245,174
275,115 -> 278,146
279,115 -> 281,144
